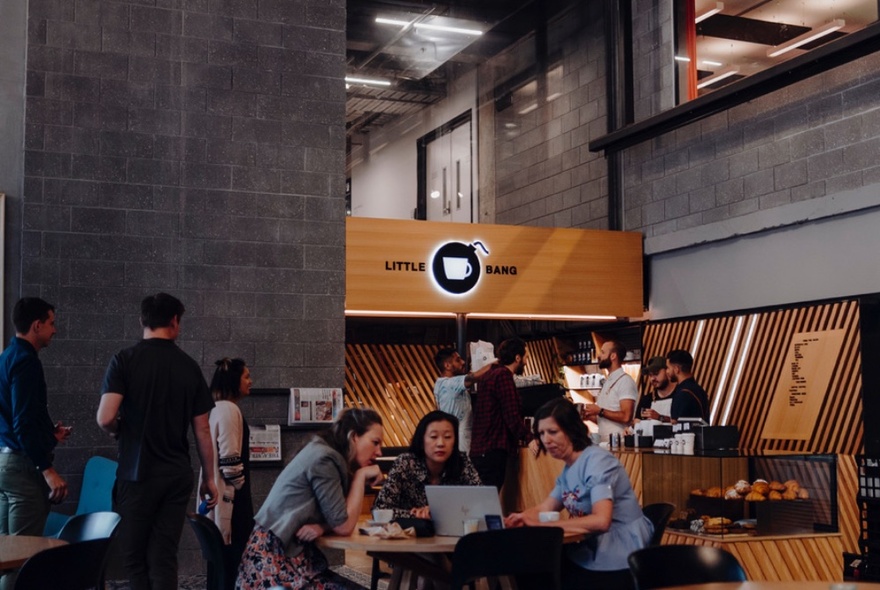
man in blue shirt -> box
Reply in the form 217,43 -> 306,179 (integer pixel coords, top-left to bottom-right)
0,297 -> 72,587
433,348 -> 492,453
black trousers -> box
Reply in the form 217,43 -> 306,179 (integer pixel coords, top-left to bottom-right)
469,449 -> 510,491
114,473 -> 194,590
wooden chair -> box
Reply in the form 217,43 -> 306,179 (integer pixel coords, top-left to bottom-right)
641,502 -> 675,546
14,538 -> 114,590
627,544 -> 747,590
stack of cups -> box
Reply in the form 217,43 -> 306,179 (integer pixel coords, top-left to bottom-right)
681,432 -> 696,454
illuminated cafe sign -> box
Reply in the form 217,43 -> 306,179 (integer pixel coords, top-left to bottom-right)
346,217 -> 644,318
384,240 -> 517,295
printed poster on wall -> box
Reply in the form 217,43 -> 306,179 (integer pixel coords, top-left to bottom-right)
249,424 -> 281,462
288,388 -> 343,424
761,329 -> 845,440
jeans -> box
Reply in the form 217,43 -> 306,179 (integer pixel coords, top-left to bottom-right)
114,472 -> 194,590
0,453 -> 50,590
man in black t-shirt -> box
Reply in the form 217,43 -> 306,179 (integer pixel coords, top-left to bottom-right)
666,349 -> 710,423
97,293 -> 217,590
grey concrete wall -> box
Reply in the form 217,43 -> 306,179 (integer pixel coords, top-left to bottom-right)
13,0 -> 346,576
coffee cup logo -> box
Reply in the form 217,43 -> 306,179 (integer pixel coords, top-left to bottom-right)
431,241 -> 487,295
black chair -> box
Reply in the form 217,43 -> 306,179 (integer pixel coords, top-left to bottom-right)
15,538 -> 113,590
57,510 -> 121,542
641,502 -> 675,546
187,512 -> 227,590
449,527 -> 564,590
627,544 -> 747,590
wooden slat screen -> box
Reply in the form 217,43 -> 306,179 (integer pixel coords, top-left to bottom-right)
641,299 -> 863,553
344,338 -> 558,448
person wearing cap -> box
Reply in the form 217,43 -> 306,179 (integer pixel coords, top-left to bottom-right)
667,349 -> 710,423
581,340 -> 638,443
635,356 -> 677,423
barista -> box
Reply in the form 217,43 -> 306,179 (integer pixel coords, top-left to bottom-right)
635,356 -> 676,423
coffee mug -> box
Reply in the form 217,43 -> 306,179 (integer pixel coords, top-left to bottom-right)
372,508 -> 393,523
463,518 -> 480,534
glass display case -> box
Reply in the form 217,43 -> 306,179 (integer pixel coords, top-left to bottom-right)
639,450 -> 838,539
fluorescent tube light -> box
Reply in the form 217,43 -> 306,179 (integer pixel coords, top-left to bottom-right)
702,59 -> 723,67
696,67 -> 739,89
695,2 -> 724,23
674,56 -> 691,62
376,16 -> 482,36
767,19 -> 845,58
345,76 -> 392,87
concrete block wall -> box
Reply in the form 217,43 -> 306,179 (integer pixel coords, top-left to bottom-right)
14,0 -> 346,576
621,1 -> 880,245
487,2 -> 610,229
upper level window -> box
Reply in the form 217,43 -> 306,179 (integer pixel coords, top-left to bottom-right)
676,0 -> 877,102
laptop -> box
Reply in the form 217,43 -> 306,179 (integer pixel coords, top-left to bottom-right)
425,485 -> 504,536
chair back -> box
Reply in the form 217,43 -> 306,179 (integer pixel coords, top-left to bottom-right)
57,511 -> 121,543
628,544 -> 747,590
43,456 -> 118,537
15,538 -> 113,590
641,502 -> 675,546
450,527 -> 564,590
187,513 -> 227,590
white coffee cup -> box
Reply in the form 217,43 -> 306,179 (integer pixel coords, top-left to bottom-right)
463,518 -> 480,534
539,511 -> 560,522
442,257 -> 472,280
372,508 -> 393,523
681,432 -> 696,454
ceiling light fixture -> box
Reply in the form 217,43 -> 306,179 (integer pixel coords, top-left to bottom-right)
696,67 -> 739,89
345,76 -> 392,87
674,56 -> 691,62
702,59 -> 723,67
695,2 -> 724,23
375,17 -> 483,36
766,19 -> 845,57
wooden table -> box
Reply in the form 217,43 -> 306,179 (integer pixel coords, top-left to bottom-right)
658,583 -> 880,590
0,535 -> 67,573
318,524 -> 586,590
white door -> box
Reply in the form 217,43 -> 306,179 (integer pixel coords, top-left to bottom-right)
425,122 -> 473,223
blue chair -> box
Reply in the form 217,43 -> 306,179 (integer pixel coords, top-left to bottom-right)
43,456 -> 117,537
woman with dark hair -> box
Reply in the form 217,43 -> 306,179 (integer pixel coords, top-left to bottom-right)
373,410 -> 481,519
237,408 -> 385,590
202,357 -> 254,590
505,398 -> 651,590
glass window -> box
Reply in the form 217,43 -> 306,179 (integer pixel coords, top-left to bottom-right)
675,0 -> 878,102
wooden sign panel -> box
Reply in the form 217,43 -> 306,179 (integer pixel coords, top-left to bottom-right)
346,218 -> 643,318
761,329 -> 846,440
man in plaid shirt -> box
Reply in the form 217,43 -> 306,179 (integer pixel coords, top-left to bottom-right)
469,337 -> 531,490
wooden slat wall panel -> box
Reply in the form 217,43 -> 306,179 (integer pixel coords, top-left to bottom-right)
662,531 -> 844,581
345,339 -> 558,448
643,299 -> 863,561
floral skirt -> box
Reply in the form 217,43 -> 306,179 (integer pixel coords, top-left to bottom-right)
236,525 -> 365,590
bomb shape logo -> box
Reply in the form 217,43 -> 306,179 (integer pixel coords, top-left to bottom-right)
431,241 -> 487,295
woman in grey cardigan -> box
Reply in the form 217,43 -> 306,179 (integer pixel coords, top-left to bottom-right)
237,408 -> 385,590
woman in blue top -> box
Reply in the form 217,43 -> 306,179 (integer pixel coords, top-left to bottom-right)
505,398 -> 652,590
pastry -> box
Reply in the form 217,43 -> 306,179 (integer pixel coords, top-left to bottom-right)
705,486 -> 723,498
734,480 -> 751,495
769,490 -> 783,501
784,479 -> 800,492
752,481 -> 770,496
798,488 -> 810,499
783,489 -> 798,500
706,517 -> 732,527
724,488 -> 741,500
745,491 -> 766,502
769,481 -> 786,492
690,488 -> 704,496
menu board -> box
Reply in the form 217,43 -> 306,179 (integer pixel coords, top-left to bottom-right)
761,329 -> 845,440
249,424 -> 281,462
288,388 -> 343,424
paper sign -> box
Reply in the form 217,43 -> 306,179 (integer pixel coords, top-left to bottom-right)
249,424 -> 281,462
289,388 -> 343,424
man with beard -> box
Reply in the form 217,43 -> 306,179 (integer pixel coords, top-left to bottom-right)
433,348 -> 492,453
635,356 -> 677,423
469,337 -> 531,490
667,349 -> 710,423
583,340 -> 638,442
